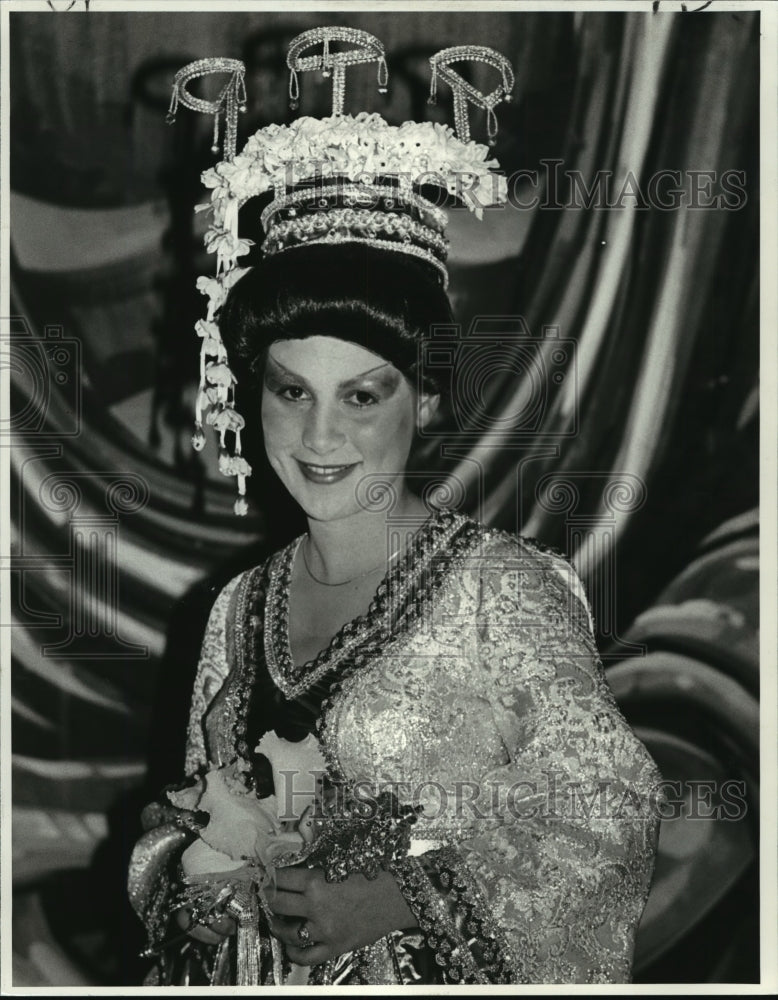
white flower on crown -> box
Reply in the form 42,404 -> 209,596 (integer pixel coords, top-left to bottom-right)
200,113 -> 506,211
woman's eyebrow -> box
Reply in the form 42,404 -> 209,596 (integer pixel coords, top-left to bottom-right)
339,363 -> 394,389
265,356 -> 392,389
264,356 -> 312,389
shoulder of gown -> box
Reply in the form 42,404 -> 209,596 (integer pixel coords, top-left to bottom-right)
442,515 -> 598,637
183,562 -> 265,775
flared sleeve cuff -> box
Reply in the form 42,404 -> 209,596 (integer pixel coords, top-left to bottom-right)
127,821 -> 192,955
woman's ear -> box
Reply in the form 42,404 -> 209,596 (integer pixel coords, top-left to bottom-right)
416,392 -> 441,431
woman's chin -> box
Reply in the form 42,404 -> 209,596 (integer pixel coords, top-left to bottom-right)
297,494 -> 362,523
286,481 -> 363,523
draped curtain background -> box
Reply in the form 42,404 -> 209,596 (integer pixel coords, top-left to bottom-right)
7,8 -> 759,986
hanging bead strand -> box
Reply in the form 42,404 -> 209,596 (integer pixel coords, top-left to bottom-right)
288,67 -> 300,111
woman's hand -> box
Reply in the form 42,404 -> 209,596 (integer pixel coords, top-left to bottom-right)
266,865 -> 417,966
173,905 -> 237,946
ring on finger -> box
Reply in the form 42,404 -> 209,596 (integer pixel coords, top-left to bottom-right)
297,919 -> 314,948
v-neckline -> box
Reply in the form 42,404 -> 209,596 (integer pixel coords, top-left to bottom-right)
262,507 -> 467,699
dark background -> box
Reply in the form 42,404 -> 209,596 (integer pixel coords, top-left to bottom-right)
8,8 -> 759,986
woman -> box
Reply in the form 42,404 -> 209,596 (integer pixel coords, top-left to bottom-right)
128,241 -> 661,986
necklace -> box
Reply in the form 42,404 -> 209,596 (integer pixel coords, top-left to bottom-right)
301,535 -> 401,587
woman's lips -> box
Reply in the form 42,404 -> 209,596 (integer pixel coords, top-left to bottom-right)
296,459 -> 359,485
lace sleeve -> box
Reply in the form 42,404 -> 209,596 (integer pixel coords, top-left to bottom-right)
183,572 -> 245,775
128,571 -> 246,964
392,535 -> 661,984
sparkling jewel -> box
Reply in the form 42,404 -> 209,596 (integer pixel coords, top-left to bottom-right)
286,26 -> 387,117
168,56 -> 246,161
428,45 -> 514,143
261,182 -> 448,233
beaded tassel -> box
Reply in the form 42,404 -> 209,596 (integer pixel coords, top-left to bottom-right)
228,885 -> 262,984
168,57 -> 254,515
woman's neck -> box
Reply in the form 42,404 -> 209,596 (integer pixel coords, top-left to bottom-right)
303,490 -> 430,584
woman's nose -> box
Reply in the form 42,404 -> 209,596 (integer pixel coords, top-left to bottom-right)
301,403 -> 346,456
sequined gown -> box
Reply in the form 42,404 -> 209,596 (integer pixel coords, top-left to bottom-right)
129,509 -> 661,985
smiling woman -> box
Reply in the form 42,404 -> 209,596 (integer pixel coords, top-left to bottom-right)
221,245 -> 450,665
262,337 -> 431,529
219,242 -> 445,531
126,34 -> 661,987
128,239 -> 661,987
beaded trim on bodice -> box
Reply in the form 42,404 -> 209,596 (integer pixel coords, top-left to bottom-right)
205,508 -> 596,783
261,508 -> 471,699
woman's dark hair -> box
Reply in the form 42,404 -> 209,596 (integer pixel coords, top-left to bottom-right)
218,242 -> 454,397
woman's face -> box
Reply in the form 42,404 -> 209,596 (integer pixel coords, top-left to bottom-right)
261,336 -> 435,523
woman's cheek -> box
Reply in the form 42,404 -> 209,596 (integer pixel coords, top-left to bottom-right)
261,397 -> 299,452
354,402 -> 412,445
378,403 -> 416,449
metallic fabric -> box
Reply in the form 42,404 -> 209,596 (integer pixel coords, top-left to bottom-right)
129,508 -> 660,984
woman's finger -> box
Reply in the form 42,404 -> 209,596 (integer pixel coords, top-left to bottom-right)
266,888 -> 311,918
297,805 -> 316,845
273,866 -> 312,892
173,906 -> 221,944
268,915 -> 324,950
268,916 -> 304,948
172,905 -> 236,943
208,914 -> 237,937
187,923 -> 228,945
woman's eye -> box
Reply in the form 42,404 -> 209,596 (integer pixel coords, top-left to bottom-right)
278,384 -> 309,402
345,390 -> 379,408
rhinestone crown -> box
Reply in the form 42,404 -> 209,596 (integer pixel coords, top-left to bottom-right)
168,27 -> 514,515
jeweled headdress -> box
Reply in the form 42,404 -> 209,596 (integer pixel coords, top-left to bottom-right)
167,28 -> 513,514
